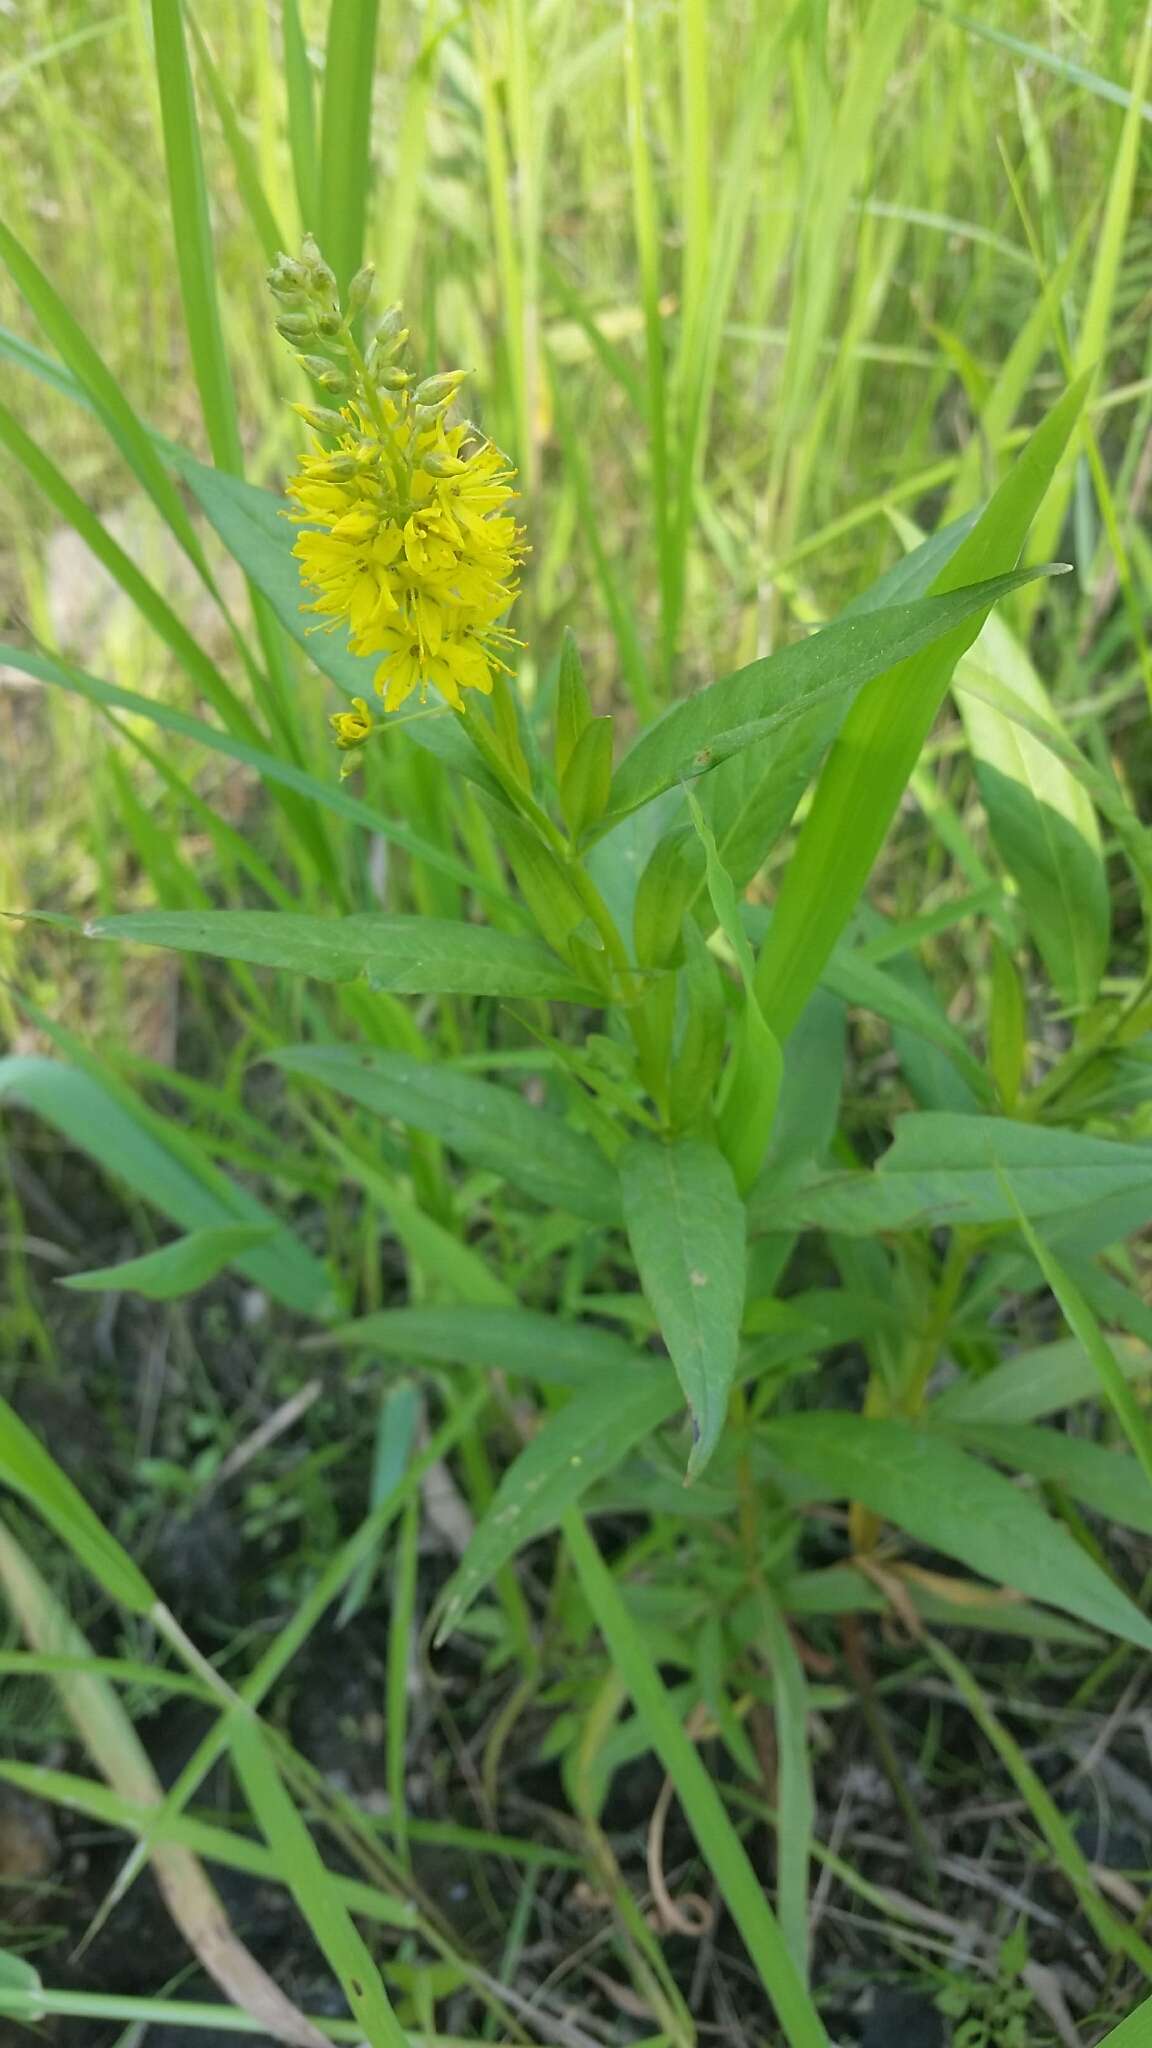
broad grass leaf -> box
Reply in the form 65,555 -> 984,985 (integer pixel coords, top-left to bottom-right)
753,376 -> 1090,1040
0,1057 -> 333,1317
935,1423 -> 1152,1538
311,1305 -> 637,1383
272,1047 -> 620,1224
930,1335 -> 1152,1427
61,1224 -> 275,1300
956,612 -> 1109,1008
620,1138 -> 746,1480
606,567 -> 1054,825
0,1397 -> 155,1614
435,1368 -> 680,1639
758,1112 -> 1152,1238
762,1413 -> 1152,1649
87,910 -> 596,1002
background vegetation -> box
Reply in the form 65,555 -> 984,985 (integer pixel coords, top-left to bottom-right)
2,2 -> 1152,2044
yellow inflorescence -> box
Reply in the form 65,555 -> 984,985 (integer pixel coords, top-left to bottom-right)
288,392 -> 526,721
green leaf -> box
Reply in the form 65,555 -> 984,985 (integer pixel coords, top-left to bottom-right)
956,612 -> 1109,1009
560,717 -> 615,838
435,1368 -> 680,1639
930,1335 -> 1152,1427
760,1113 -> 1152,1239
555,627 -> 594,780
311,1305 -> 638,1383
86,911 -> 597,1002
0,1950 -> 40,2003
753,376 -> 1090,1040
620,1138 -> 746,1479
271,1047 -> 621,1223
606,567 -> 1056,825
934,1423 -> 1152,1539
60,1224 -> 276,1301
1006,1201 -> 1152,1493
762,1413 -> 1152,1650
0,1397 -> 155,1613
686,791 -> 783,1188
0,1057 -> 333,1317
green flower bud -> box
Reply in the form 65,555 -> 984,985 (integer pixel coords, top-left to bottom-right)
300,233 -> 337,293
268,253 -> 310,297
297,353 -> 345,384
414,370 -> 466,406
374,303 -> 407,347
346,263 -> 375,317
314,308 -> 344,338
275,312 -> 315,341
374,364 -> 411,390
293,403 -> 349,436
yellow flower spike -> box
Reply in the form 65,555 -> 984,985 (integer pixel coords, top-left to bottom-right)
273,249 -> 527,750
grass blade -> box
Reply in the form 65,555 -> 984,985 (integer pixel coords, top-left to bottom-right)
283,0 -> 319,228
562,1509 -> 829,2048
150,0 -> 243,473
317,0 -> 380,291
228,1715 -> 410,2047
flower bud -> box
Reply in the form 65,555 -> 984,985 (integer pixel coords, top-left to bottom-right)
275,312 -> 315,341
346,263 -> 375,317
374,364 -> 411,390
315,308 -> 344,338
309,453 -> 362,480
298,353 -> 348,388
268,253 -> 310,297
414,370 -> 466,406
420,449 -> 463,477
292,402 -> 349,436
374,303 -> 407,347
300,233 -> 337,292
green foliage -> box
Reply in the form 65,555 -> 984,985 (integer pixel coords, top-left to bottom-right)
3,4 -> 1152,2044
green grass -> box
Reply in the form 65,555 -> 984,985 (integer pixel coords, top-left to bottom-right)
2,3 -> 1152,2044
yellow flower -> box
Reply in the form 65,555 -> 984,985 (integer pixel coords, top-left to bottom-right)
288,379 -> 526,718
330,695 -> 375,748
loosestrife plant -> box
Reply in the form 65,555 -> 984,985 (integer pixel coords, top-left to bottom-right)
5,215 -> 1152,2048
